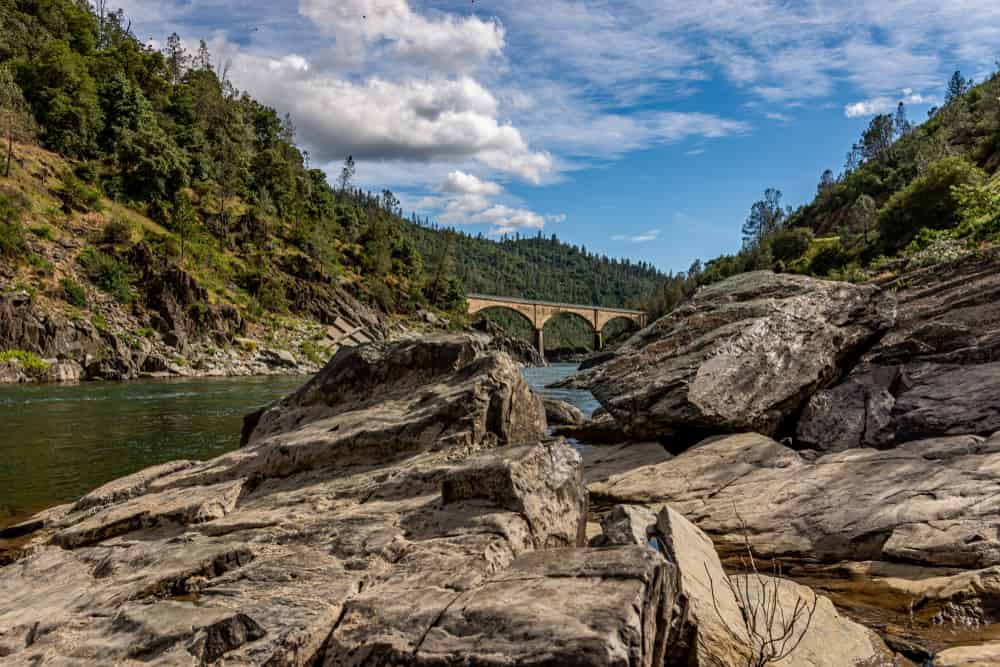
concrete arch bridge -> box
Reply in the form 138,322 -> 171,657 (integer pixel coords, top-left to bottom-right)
466,293 -> 647,356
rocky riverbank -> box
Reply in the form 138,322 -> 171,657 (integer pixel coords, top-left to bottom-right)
0,276 -> 388,384
3,256 -> 1000,664
0,334 -> 907,666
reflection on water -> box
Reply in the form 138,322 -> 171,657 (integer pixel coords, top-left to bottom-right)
0,375 -> 305,528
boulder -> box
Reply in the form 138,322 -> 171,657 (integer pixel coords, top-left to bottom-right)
594,504 -> 657,546
583,442 -> 672,488
798,250 -> 1000,449
732,575 -> 899,667
554,409 -> 629,444
568,271 -> 896,442
541,395 -> 586,426
655,506 -> 752,666
935,642 -> 1000,667
593,432 -> 1000,570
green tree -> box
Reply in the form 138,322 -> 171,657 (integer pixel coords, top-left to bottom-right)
16,39 -> 102,157
945,70 -> 972,104
338,155 -> 355,192
857,114 -> 894,162
742,188 -> 787,247
878,156 -> 986,251
170,190 -> 197,260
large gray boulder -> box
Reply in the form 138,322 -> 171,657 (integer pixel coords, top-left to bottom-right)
592,432 -> 1000,571
798,250 -> 1000,450
571,272 -> 896,441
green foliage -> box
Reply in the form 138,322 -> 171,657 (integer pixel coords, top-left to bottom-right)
0,188 -> 27,222
0,349 -> 50,378
15,39 -> 102,157
0,221 -> 26,258
57,171 -> 101,212
770,227 -> 814,263
188,301 -> 209,325
79,246 -> 133,303
91,313 -> 109,331
60,277 -> 87,307
29,224 -> 55,240
807,238 -> 849,276
102,216 -> 134,245
878,156 -> 986,252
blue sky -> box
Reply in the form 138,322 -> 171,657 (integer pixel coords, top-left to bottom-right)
120,0 -> 1000,273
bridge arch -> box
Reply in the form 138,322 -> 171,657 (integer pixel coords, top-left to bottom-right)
542,310 -> 599,354
466,294 -> 646,357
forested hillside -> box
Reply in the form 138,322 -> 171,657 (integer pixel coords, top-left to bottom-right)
407,225 -> 665,308
0,0 -> 667,378
645,69 -> 1000,318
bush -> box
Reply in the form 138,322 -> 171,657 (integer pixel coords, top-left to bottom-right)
102,216 -> 134,245
0,189 -> 27,224
0,350 -> 50,378
809,239 -> 849,276
61,277 -> 87,308
79,247 -> 134,303
0,222 -> 27,259
73,161 -> 99,184
770,227 -> 814,263
29,224 -> 55,240
878,156 -> 986,252
188,302 -> 209,325
58,171 -> 102,213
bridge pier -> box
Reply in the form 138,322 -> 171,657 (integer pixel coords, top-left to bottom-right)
534,328 -> 544,358
594,331 -> 604,351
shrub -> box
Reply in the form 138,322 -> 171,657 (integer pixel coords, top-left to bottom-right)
61,277 -> 87,308
0,190 -> 27,224
0,350 -> 51,378
79,247 -> 134,303
73,161 -> 99,184
258,281 -> 288,313
0,222 -> 27,259
102,216 -> 134,245
91,313 -> 109,331
770,227 -> 814,263
58,171 -> 102,213
878,156 -> 986,252
188,302 -> 209,325
29,224 -> 55,240
808,239 -> 849,276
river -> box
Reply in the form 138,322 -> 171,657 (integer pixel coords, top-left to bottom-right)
0,364 -> 592,530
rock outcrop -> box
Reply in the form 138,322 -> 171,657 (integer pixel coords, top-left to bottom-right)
541,395 -> 586,426
0,335 -> 696,665
568,271 -> 896,442
592,432 -> 1000,573
798,251 -> 1000,450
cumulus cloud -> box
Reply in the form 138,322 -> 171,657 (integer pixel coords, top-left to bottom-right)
299,0 -> 504,73
844,90 -> 938,118
440,171 -> 503,196
224,53 -> 552,182
612,229 -> 660,243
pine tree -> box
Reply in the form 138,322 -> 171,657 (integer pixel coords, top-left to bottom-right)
894,102 -> 912,137
337,155 -> 355,192
946,71 -> 971,103
164,33 -> 188,84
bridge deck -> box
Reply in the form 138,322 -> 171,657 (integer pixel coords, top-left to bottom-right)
466,293 -> 644,315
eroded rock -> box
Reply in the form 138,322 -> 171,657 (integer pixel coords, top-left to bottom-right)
594,432 -> 1000,570
568,271 -> 896,442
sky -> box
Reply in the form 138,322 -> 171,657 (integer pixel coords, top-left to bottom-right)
118,0 -> 1000,273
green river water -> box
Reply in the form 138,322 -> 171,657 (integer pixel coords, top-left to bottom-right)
0,364 -> 590,529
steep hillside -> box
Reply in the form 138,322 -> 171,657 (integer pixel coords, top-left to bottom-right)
645,69 -> 1000,318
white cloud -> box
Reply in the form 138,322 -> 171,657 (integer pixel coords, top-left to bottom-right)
612,229 -> 660,243
765,112 -> 792,123
686,148 -> 705,156
844,89 -> 939,118
440,171 -> 503,196
224,52 -> 552,182
299,0 -> 504,73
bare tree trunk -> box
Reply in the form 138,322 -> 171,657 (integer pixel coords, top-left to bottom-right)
5,126 -> 12,178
